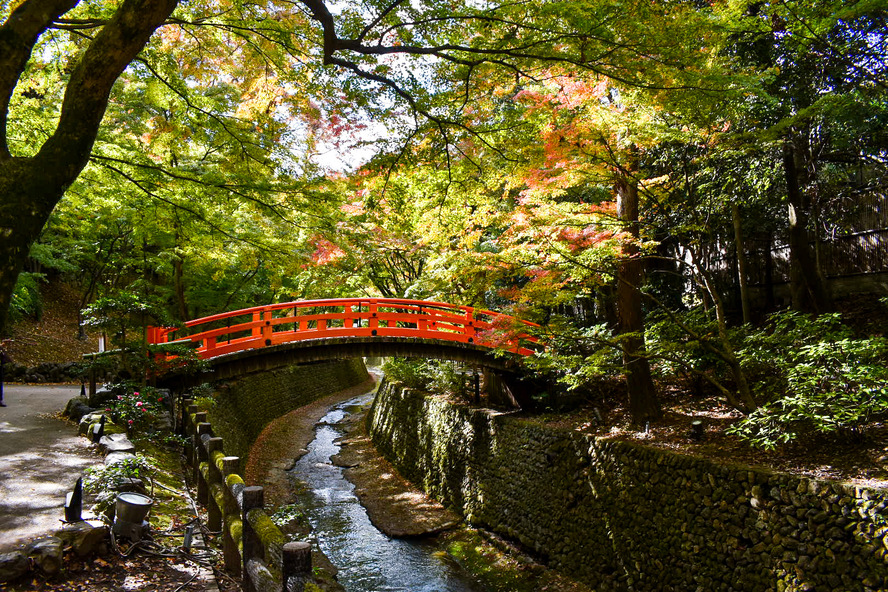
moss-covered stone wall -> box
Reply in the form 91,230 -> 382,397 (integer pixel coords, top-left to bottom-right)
207,358 -> 369,465
368,381 -> 888,591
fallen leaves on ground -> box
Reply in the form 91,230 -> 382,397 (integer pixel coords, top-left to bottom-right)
0,536 -> 241,592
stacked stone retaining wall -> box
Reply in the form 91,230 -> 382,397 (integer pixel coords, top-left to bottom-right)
207,358 -> 369,465
368,381 -> 888,592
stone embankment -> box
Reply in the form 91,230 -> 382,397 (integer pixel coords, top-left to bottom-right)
206,358 -> 370,467
368,381 -> 888,592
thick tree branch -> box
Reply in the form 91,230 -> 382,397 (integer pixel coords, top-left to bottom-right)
0,0 -> 80,158
36,0 -> 180,182
50,17 -> 107,30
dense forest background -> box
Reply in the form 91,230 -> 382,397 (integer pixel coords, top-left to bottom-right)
2,0 -> 887,448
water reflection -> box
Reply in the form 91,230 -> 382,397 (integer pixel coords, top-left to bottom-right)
289,394 -> 482,592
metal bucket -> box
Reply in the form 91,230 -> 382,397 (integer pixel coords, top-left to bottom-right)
115,492 -> 153,524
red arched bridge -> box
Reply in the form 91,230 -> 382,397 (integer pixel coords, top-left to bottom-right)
147,298 -> 539,365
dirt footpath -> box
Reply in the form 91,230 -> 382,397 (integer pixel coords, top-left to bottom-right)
0,385 -> 101,552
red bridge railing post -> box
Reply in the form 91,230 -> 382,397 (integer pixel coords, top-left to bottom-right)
252,312 -> 261,339
464,307 -> 475,343
261,309 -> 272,344
369,301 -> 379,333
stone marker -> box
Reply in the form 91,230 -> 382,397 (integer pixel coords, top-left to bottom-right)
64,477 -> 83,523
79,412 -> 104,436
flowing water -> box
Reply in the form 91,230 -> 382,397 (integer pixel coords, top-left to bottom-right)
289,392 -> 483,592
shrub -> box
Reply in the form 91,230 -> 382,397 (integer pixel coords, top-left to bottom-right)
522,323 -> 622,391
104,387 -> 165,433
729,312 -> 888,448
84,454 -> 155,517
382,358 -> 476,397
645,309 -> 733,381
9,272 -> 44,322
382,358 -> 430,390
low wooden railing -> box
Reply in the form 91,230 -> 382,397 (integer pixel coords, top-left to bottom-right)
149,298 -> 539,360
183,400 -> 311,592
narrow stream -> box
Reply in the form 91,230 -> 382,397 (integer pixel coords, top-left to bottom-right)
289,392 -> 483,592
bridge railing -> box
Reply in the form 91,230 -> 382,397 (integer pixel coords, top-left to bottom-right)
148,298 -> 539,360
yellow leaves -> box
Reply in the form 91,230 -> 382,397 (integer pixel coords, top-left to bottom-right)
458,228 -> 483,250
235,76 -> 285,119
641,174 -> 670,188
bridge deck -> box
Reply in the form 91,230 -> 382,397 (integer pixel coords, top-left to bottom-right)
148,298 -> 539,363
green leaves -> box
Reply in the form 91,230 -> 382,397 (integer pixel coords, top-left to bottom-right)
729,311 -> 888,448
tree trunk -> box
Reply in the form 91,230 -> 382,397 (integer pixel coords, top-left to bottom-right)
0,0 -> 179,335
782,138 -> 831,313
0,159 -> 65,335
731,202 -> 752,324
174,255 -> 190,321
615,173 -> 661,425
764,232 -> 775,310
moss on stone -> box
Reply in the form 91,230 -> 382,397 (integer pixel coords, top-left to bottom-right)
370,381 -> 888,591
441,529 -> 590,592
211,449 -> 226,472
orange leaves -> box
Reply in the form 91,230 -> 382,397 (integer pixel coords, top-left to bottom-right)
339,200 -> 365,216
552,75 -> 610,109
477,313 -> 533,349
308,236 -> 346,265
556,227 -> 616,253
514,74 -> 608,112
158,24 -> 183,46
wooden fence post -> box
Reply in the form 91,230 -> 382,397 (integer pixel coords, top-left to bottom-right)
191,411 -> 207,475
282,542 -> 312,592
195,422 -> 212,504
185,406 -> 200,466
241,486 -> 264,592
221,456 -> 241,574
179,397 -> 195,436
205,437 -> 224,530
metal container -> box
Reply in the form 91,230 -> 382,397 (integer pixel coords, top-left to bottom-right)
115,492 -> 153,524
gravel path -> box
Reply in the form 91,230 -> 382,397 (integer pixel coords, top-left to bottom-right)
0,384 -> 100,552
